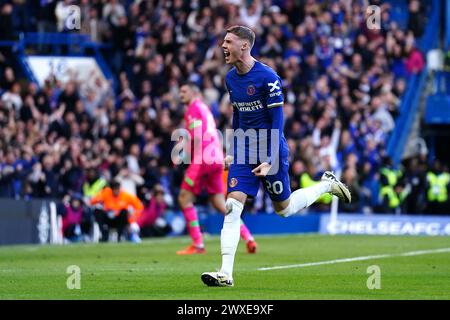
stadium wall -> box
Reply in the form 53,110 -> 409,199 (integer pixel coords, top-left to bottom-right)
2,197 -> 449,245
319,214 -> 450,236
203,214 -> 321,235
0,198 -> 59,245
203,213 -> 450,237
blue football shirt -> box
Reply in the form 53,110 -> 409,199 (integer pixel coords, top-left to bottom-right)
225,60 -> 289,164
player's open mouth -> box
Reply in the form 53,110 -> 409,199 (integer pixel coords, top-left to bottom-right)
224,51 -> 230,58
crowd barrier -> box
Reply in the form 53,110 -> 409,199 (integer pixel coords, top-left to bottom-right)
204,212 -> 450,236
1,198 -> 449,246
0,198 -> 60,245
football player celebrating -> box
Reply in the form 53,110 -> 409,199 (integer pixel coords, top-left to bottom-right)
201,26 -> 351,287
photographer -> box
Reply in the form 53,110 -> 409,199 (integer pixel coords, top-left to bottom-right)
90,180 -> 143,243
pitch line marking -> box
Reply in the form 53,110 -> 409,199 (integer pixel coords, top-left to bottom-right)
257,247 -> 450,271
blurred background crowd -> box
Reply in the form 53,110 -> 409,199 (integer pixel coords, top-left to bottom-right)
0,0 -> 449,240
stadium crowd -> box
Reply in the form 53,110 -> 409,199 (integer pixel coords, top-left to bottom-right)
0,0 -> 449,241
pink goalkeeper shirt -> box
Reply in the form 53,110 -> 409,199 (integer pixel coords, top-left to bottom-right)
184,98 -> 223,165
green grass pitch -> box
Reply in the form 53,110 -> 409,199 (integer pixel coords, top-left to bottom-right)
1,234 -> 449,299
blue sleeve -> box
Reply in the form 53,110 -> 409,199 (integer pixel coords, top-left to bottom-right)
267,103 -> 283,165
265,73 -> 284,164
268,104 -> 283,129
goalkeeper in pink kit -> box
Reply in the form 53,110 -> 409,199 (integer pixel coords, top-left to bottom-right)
176,82 -> 257,255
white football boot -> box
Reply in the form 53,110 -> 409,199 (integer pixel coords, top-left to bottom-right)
321,171 -> 352,203
201,272 -> 234,287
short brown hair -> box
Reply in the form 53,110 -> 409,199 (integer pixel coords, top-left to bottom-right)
226,25 -> 255,49
181,81 -> 200,91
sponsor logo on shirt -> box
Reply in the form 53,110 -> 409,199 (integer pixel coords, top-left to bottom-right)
267,80 -> 280,92
232,100 -> 264,112
268,80 -> 282,97
269,91 -> 282,98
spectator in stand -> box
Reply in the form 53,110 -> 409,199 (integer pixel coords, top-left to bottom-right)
0,3 -> 14,40
405,46 -> 425,75
59,194 -> 92,242
402,156 -> 427,214
1,82 -> 22,114
407,0 -> 426,38
82,167 -> 107,201
114,166 -> 144,195
138,184 -> 171,237
0,150 -> 20,198
425,160 -> 450,215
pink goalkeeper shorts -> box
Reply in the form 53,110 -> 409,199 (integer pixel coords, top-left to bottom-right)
181,163 -> 224,195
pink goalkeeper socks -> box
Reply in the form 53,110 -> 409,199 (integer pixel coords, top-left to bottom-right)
182,206 -> 204,248
183,208 -> 252,247
240,219 -> 254,242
